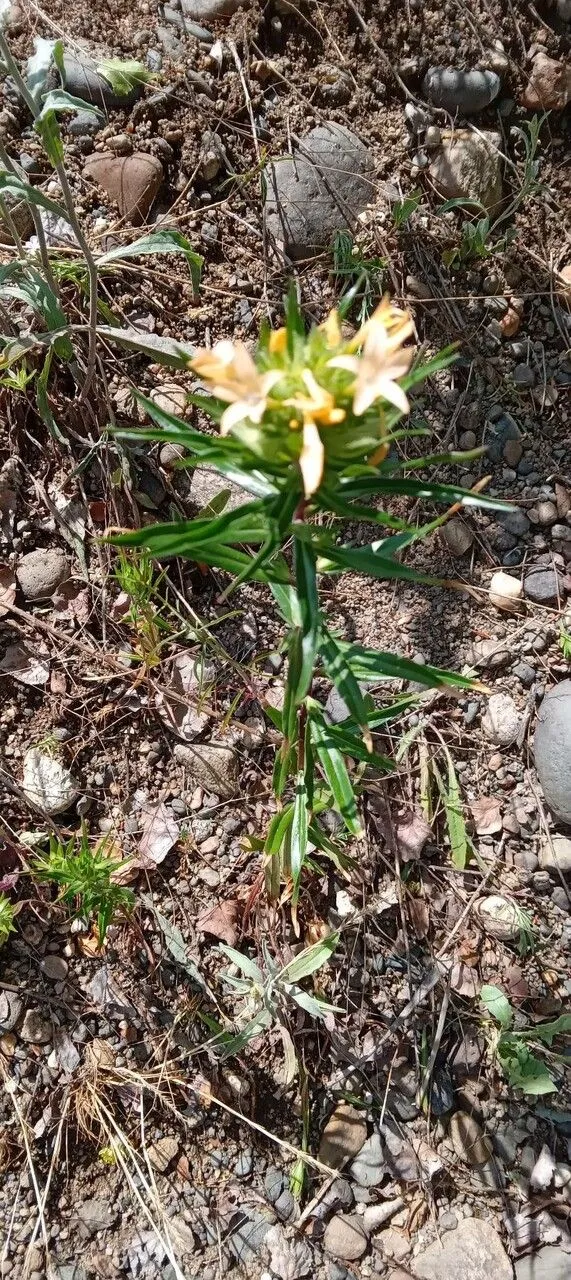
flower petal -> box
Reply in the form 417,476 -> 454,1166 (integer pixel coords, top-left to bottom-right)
299,419 -> 324,497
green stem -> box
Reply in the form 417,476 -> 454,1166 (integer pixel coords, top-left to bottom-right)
0,32 -> 98,398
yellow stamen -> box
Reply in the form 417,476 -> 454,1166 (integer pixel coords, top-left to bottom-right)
268,327 -> 287,355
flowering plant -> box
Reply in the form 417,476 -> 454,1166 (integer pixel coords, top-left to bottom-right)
112,287 -> 507,906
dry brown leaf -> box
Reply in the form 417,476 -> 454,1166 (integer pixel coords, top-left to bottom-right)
52,580 -> 91,624
470,795 -> 503,836
408,897 -> 430,940
0,564 -> 16,618
138,802 -> 179,866
196,898 -> 240,945
395,809 -> 432,862
450,961 -> 480,998
0,643 -> 50,686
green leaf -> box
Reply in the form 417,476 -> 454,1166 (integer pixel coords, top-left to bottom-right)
36,351 -> 67,444
264,804 -> 294,856
498,1038 -> 557,1096
270,582 -> 301,627
38,88 -> 102,119
0,266 -> 73,359
526,1015 -> 571,1047
34,109 -> 64,166
0,172 -> 69,222
393,188 -> 422,228
320,628 -> 372,748
338,474 -> 512,512
96,326 -> 195,368
290,770 -> 309,894
310,710 -> 361,836
314,537 -> 437,586
293,537 -> 319,703
97,229 -> 203,295
315,721 -> 393,771
480,984 -> 513,1029
279,931 -> 339,984
218,944 -> 262,982
433,747 -> 468,869
437,197 -> 487,215
26,36 -> 58,105
338,642 -> 479,691
308,822 -> 354,874
96,57 -> 152,96
214,1009 -> 273,1058
141,894 -> 215,998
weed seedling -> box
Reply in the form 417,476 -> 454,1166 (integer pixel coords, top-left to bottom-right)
0,894 -> 16,947
32,826 -> 135,946
392,189 -> 422,230
559,625 -> 571,662
331,230 -> 385,324
481,984 -> 571,1096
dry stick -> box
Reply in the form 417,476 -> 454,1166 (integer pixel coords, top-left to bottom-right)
0,1072 -> 51,1268
0,33 -> 99,398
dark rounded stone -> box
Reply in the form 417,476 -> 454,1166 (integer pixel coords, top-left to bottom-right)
524,567 -> 564,606
534,680 -> 571,825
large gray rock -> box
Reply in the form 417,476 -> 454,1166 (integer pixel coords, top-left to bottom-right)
323,1215 -> 369,1262
174,740 -> 239,798
181,0 -> 242,16
515,1247 -> 570,1280
482,692 -> 521,745
265,122 -> 375,259
62,56 -> 142,109
423,67 -> 501,114
16,547 -> 69,599
539,833 -> 571,873
534,680 -> 571,825
429,129 -> 503,212
413,1218 -> 512,1280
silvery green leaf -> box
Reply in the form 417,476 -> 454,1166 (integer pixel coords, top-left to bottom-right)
278,932 -> 339,985
26,37 -> 57,105
285,986 -> 339,1019
218,944 -> 262,982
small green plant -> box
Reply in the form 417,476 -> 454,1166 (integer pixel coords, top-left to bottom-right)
0,18 -> 203,434
0,893 -> 16,947
32,827 -> 135,946
111,287 -> 510,912
115,549 -> 173,670
331,230 -> 385,324
96,58 -> 153,96
481,984 -> 571,1096
213,932 -> 339,1058
392,188 -> 422,230
559,625 -> 571,661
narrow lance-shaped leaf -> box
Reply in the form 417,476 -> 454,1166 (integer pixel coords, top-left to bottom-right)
97,229 -> 203,294
290,770 -> 309,899
309,708 -> 361,836
433,746 -> 468,870
338,641 -> 483,692
264,804 -> 294,857
96,326 -> 195,368
320,628 -> 372,751
293,536 -> 320,703
279,931 -> 339,984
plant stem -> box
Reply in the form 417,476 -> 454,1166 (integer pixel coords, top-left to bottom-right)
0,32 -> 99,399
0,140 -> 58,295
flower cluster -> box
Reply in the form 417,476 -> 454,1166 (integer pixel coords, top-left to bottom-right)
190,298 -> 415,498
